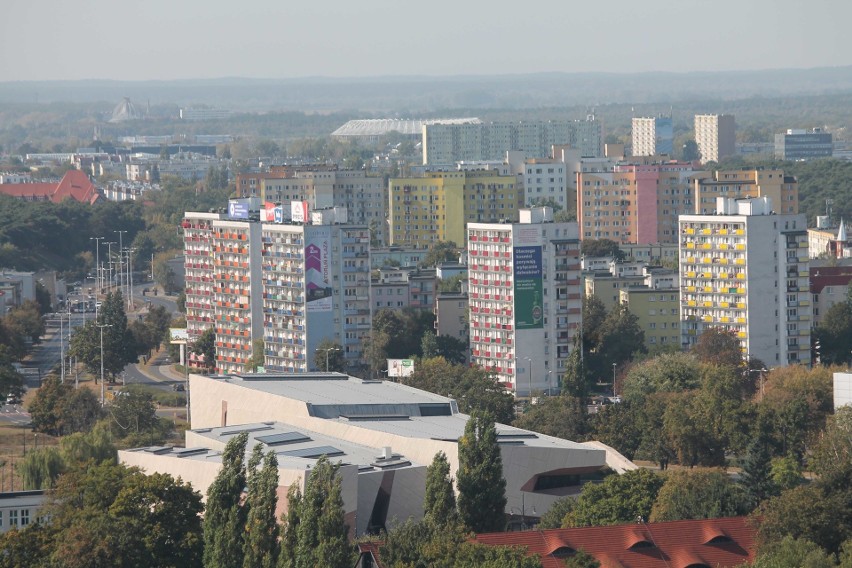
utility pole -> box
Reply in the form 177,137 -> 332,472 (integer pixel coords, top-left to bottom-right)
103,242 -> 115,293
97,323 -> 112,405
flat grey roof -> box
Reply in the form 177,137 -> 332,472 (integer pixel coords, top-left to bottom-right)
217,373 -> 454,407
128,421 -> 423,472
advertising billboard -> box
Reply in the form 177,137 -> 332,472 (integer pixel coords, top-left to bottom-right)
291,201 -> 309,224
228,199 -> 250,220
305,227 -> 332,312
264,202 -> 284,223
513,245 -> 543,329
387,359 -> 415,378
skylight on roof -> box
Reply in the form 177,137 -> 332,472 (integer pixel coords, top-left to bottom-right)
256,432 -> 311,446
220,425 -> 274,436
279,446 -> 345,459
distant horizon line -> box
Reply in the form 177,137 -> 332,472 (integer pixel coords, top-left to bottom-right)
3,64 -> 852,85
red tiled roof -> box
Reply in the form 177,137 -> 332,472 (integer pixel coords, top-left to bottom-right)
0,170 -> 100,204
53,170 -> 99,204
473,516 -> 756,568
0,182 -> 57,200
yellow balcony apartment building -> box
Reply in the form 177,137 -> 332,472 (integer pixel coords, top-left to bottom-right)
389,171 -> 519,248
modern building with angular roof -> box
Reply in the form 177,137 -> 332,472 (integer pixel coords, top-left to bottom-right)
119,372 -> 609,534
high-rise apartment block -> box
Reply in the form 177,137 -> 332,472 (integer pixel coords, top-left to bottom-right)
522,158 -> 570,208
694,114 -> 736,164
631,116 -> 673,156
693,169 -> 798,215
236,167 -> 388,245
775,128 -> 833,160
577,162 -> 706,244
183,211 -> 227,366
388,171 -> 520,248
468,208 -> 582,397
422,118 -> 603,165
679,197 -> 811,366
182,208 -> 371,374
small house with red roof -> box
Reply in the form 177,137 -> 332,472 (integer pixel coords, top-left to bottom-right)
0,170 -> 101,204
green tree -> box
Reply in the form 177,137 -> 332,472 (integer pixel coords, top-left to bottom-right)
295,456 -> 351,568
563,550 -> 601,568
28,377 -> 102,436
681,138 -> 701,161
810,406 -> 852,479
566,469 -> 664,527
592,400 -> 643,461
23,462 -> 203,568
770,454 -> 803,491
457,411 -> 507,533
278,484 -> 302,568
756,470 -> 852,555
191,327 -> 217,372
424,451 -> 456,526
59,420 -> 116,465
621,352 -> 702,401
203,432 -> 249,568
750,536 -> 836,568
4,301 -> 45,344
16,447 -> 65,489
814,300 -> 852,365
691,327 -> 743,369
313,338 -> 345,372
739,420 -> 778,509
580,239 -> 625,261
419,241 -> 459,268
249,338 -> 265,372
650,468 -> 748,521
0,346 -> 24,403
380,519 -> 542,567
512,396 -> 589,441
562,334 -> 589,399
110,388 -> 158,436
70,291 -> 138,382
402,357 -> 515,424
244,445 -> 280,568
537,496 -> 575,529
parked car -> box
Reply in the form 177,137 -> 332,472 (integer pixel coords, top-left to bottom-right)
172,383 -> 185,392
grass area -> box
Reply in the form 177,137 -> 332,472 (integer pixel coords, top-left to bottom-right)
121,383 -> 186,408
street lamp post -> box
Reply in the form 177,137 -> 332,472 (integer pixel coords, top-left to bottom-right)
126,248 -> 136,310
547,370 -> 553,396
90,237 -> 104,292
612,363 -> 617,397
59,311 -> 65,384
103,242 -> 116,293
114,230 -> 127,298
319,347 -> 341,371
525,357 -> 532,401
97,323 -> 112,406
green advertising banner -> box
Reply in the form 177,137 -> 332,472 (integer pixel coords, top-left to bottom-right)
514,246 -> 543,329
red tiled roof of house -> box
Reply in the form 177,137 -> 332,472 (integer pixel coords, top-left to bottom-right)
355,517 -> 755,568
0,170 -> 100,204
0,182 -> 58,201
53,170 -> 100,204
472,516 -> 756,568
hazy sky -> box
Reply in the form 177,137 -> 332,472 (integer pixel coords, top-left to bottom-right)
1,0 -> 849,81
